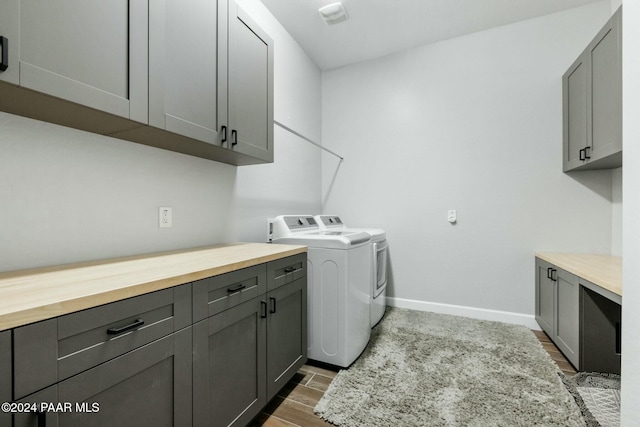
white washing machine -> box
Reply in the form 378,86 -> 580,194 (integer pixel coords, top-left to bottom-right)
268,215 -> 372,367
315,215 -> 388,327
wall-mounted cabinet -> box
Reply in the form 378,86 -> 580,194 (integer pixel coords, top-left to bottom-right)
563,7 -> 622,172
0,0 -> 273,166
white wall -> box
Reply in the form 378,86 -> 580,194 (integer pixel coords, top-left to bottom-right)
232,0 -> 323,242
620,0 -> 640,424
321,1 -> 614,324
0,0 -> 322,272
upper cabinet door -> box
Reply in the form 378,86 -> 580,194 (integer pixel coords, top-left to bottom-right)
0,0 -> 19,85
588,10 -> 622,162
18,0 -> 148,123
227,1 -> 274,163
562,7 -> 622,172
149,0 -> 223,144
562,55 -> 588,172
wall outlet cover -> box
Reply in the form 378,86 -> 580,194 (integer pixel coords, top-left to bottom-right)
159,207 -> 173,228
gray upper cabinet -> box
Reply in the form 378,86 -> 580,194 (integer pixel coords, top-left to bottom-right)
17,0 -> 148,123
563,7 -> 622,172
226,1 -> 274,163
0,0 -> 274,166
563,55 -> 588,171
149,0 -> 222,144
147,0 -> 274,163
0,0 -> 19,85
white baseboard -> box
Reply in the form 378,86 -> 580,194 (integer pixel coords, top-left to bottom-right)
386,297 -> 540,330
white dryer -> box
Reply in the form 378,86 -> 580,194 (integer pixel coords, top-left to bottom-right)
268,215 -> 372,367
315,215 -> 388,327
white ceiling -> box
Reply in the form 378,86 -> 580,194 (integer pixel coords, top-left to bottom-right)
259,0 -> 604,70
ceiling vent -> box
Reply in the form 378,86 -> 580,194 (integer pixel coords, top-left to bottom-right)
319,2 -> 348,25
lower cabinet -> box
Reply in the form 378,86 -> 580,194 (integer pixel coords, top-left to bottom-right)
535,259 -> 579,368
193,254 -> 308,427
5,253 -> 307,427
14,328 -> 193,427
0,331 -> 11,427
535,258 -> 556,337
555,269 -> 580,368
193,298 -> 266,427
266,277 -> 307,401
535,256 -> 620,373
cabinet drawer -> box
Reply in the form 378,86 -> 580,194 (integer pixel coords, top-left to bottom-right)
13,284 -> 191,399
193,264 -> 266,322
15,328 -> 192,427
267,253 -> 306,292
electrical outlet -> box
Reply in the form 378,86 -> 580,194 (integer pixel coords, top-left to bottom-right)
159,207 -> 172,228
447,210 -> 457,224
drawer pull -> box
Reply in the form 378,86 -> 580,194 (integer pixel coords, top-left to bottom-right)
227,283 -> 246,294
107,318 -> 145,335
284,266 -> 295,273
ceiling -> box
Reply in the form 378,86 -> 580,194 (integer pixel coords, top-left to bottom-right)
259,0 -> 604,70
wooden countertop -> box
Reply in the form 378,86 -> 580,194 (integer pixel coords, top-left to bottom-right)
0,243 -> 306,331
535,253 -> 622,297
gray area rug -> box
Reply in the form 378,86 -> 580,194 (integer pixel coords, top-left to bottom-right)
563,372 -> 621,427
315,308 -> 585,426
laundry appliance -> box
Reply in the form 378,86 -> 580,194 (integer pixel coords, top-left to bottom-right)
268,215 -> 371,367
315,215 -> 388,327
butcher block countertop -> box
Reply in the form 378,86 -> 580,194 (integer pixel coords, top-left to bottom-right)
0,243 -> 306,331
535,253 -> 622,298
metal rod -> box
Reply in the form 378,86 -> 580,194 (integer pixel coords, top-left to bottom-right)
274,120 -> 343,161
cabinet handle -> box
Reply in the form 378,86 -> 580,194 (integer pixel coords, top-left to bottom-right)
616,322 -> 621,355
261,300 -> 267,318
284,266 -> 295,273
227,283 -> 246,294
584,146 -> 591,160
221,125 -> 227,145
270,297 -> 277,314
0,36 -> 7,72
231,130 -> 238,146
107,318 -> 144,335
579,148 -> 586,161
546,267 -> 552,280
550,269 -> 557,282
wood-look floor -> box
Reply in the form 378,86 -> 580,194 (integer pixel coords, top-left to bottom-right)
251,330 -> 576,427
